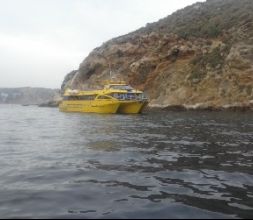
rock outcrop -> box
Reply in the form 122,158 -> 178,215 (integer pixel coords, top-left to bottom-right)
61,0 -> 253,110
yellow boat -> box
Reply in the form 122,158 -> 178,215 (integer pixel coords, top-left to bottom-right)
59,81 -> 149,114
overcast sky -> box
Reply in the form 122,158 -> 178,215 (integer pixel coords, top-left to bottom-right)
0,0 -> 205,89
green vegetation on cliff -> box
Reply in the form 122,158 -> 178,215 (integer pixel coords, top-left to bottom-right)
142,0 -> 253,39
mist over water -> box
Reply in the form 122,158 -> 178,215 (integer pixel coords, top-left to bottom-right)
0,105 -> 252,218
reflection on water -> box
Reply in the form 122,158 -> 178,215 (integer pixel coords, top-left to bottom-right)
0,105 -> 253,218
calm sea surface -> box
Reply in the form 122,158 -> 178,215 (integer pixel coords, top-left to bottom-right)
0,104 -> 253,219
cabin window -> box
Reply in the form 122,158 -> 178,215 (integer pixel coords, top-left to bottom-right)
79,95 -> 96,100
127,93 -> 135,100
112,93 -> 127,100
63,96 -> 79,101
110,85 -> 133,91
112,93 -> 120,99
64,95 -> 96,101
97,96 -> 112,100
111,93 -> 148,101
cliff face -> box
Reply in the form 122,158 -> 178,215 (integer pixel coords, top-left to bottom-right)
0,88 -> 59,105
62,0 -> 253,109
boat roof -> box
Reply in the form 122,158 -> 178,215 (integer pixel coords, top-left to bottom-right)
64,90 -> 98,96
63,81 -> 143,96
64,89 -> 143,96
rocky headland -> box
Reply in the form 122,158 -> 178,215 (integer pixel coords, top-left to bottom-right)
61,0 -> 253,111
0,87 -> 60,106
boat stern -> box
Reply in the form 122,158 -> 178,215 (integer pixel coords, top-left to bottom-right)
117,101 -> 148,114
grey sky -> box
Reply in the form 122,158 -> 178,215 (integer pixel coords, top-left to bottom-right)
0,0 -> 205,89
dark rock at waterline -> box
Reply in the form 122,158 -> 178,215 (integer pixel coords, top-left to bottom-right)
162,105 -> 188,112
148,103 -> 253,112
38,100 -> 61,108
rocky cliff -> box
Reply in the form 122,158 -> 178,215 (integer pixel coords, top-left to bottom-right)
62,0 -> 253,110
0,88 -> 60,105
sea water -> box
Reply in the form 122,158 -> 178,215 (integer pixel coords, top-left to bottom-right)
0,105 -> 252,218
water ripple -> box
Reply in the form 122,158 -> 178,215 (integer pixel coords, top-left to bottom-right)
0,105 -> 252,218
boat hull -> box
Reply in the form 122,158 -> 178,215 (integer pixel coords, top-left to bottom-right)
117,101 -> 148,114
59,100 -> 120,114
